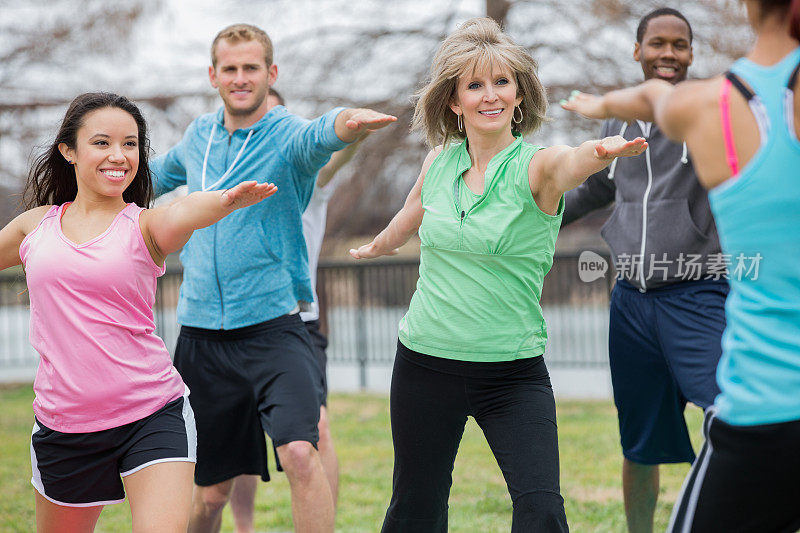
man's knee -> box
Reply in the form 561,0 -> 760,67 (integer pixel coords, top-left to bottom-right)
624,458 -> 660,482
195,481 -> 234,516
276,440 -> 318,481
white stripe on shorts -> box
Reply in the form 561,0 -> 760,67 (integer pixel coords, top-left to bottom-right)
667,407 -> 718,533
120,456 -> 196,477
33,485 -> 125,508
183,387 -> 198,461
30,421 -> 43,497
120,386 -> 197,477
30,421 -> 125,508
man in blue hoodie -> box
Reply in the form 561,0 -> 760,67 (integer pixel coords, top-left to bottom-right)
561,9 -> 727,533
151,23 -> 395,533
229,87 -> 367,533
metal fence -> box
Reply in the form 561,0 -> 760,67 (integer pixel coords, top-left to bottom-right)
0,252 -> 614,383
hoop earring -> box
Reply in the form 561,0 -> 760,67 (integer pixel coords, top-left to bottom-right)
513,106 -> 523,125
457,113 -> 463,132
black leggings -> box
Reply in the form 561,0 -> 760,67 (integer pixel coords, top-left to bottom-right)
381,342 -> 569,533
668,409 -> 800,533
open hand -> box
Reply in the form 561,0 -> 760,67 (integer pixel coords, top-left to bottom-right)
221,181 -> 278,209
560,90 -> 608,120
349,241 -> 398,260
595,136 -> 648,160
345,109 -> 398,134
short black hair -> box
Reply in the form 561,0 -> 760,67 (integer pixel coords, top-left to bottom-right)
268,87 -> 285,106
637,8 -> 693,44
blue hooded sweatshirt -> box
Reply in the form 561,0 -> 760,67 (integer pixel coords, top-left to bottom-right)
151,105 -> 348,330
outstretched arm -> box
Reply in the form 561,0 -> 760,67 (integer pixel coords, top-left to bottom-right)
562,169 -> 616,226
531,136 -> 648,202
317,133 -> 368,188
560,80 -> 674,124
151,125 -> 196,197
560,79 -> 702,144
349,148 -> 440,260
562,120 -> 617,226
141,181 -> 277,265
334,108 -> 397,143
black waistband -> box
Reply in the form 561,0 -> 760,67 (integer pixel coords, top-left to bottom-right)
179,313 -> 303,341
396,340 -> 546,379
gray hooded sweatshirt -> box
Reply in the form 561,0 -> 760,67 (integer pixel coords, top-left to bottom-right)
563,119 -> 722,291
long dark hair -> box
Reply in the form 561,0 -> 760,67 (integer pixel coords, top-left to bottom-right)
23,92 -> 154,209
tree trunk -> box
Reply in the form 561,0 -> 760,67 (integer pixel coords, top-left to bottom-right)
486,0 -> 512,26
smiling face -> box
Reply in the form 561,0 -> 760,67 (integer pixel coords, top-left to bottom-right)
634,15 -> 693,84
59,107 -> 140,199
449,62 -> 523,138
209,38 -> 277,122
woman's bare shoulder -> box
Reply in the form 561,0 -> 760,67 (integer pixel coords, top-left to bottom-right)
18,205 -> 54,234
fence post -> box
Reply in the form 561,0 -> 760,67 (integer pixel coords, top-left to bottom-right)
356,266 -> 368,390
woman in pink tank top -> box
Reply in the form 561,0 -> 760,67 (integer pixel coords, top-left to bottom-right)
0,92 -> 277,532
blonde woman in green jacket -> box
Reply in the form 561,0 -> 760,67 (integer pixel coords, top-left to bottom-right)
351,18 -> 646,533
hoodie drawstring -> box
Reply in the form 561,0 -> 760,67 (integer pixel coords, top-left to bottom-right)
201,123 -> 255,191
608,122 -> 628,180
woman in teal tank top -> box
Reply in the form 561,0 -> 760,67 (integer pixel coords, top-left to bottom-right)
563,1 -> 800,531
350,18 -> 646,532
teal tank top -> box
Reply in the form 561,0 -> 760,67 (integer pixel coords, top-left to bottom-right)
398,134 -> 564,362
710,47 -> 800,425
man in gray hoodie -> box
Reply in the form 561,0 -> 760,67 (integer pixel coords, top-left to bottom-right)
562,8 -> 728,533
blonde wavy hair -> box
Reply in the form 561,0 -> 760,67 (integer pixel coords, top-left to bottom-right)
211,24 -> 273,67
412,17 -> 548,147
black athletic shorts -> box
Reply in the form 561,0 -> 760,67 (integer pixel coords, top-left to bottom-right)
303,319 -> 328,406
668,408 -> 800,532
30,391 -> 196,507
174,313 -> 324,487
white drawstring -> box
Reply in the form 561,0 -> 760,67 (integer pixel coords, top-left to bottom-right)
608,122 -> 628,180
681,142 -> 689,164
201,123 -> 255,191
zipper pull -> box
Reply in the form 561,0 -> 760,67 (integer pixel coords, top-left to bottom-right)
461,210 -> 465,222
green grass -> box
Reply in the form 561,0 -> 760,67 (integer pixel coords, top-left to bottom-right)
0,385 -> 703,532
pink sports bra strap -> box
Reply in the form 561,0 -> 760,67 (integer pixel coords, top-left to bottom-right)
720,77 -> 740,176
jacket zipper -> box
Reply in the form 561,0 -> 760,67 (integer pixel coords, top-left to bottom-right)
637,120 -> 653,292
453,150 -> 496,249
213,225 -> 224,326
458,209 -> 467,250
453,178 -> 464,249
213,133 -> 237,327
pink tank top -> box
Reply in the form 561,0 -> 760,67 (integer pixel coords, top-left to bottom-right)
19,203 -> 185,433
